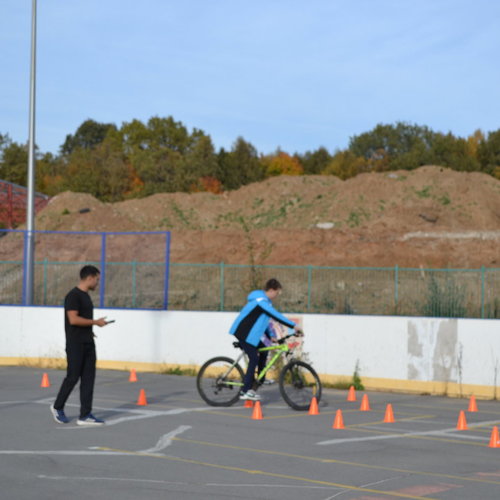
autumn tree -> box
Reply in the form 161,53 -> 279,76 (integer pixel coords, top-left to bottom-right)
262,150 -> 304,177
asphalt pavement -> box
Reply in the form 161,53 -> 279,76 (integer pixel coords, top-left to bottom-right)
1,365 -> 500,500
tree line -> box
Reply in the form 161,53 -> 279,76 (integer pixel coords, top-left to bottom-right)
1,118 -> 499,202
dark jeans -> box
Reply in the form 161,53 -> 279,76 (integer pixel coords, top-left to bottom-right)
54,342 -> 96,418
240,339 -> 268,392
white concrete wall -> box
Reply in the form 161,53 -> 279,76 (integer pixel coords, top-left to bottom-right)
1,306 -> 499,396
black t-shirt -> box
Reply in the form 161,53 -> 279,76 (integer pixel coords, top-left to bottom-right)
64,287 -> 94,344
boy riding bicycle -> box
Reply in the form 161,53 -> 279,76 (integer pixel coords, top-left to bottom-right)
229,278 -> 302,401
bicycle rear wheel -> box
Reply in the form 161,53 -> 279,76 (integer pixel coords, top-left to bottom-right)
196,356 -> 244,406
279,360 -> 322,411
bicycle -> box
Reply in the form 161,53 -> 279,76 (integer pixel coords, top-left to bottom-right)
196,333 -> 322,411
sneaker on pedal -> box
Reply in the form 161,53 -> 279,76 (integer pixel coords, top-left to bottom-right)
239,390 -> 261,401
76,413 -> 105,426
262,379 -> 275,385
50,404 -> 69,424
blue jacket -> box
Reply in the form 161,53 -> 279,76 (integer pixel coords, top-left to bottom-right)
229,290 -> 296,347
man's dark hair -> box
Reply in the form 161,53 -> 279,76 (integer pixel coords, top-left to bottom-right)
80,265 -> 100,280
264,278 -> 282,291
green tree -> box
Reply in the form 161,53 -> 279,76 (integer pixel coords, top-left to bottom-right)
36,152 -> 65,195
349,122 -> 435,171
477,129 -> 500,177
62,138 -> 132,201
117,116 -> 211,195
297,147 -> 331,174
218,137 -> 264,190
61,119 -> 116,155
322,150 -> 368,179
179,134 -> 219,191
429,133 -> 480,171
0,137 -> 28,185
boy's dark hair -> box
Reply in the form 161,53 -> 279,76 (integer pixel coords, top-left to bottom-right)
80,265 -> 100,280
264,278 -> 282,291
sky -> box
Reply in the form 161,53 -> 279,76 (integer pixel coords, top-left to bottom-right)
1,0 -> 500,156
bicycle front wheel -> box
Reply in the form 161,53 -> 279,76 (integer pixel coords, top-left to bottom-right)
196,356 -> 244,407
279,360 -> 322,411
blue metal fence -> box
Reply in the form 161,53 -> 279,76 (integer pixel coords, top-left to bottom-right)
0,229 -> 499,318
0,229 -> 171,310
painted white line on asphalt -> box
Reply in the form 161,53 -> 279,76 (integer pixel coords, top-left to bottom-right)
317,419 -> 500,445
362,425 -> 490,441
0,450 -> 128,456
206,483 -> 340,490
323,475 -> 404,500
38,474 -> 188,485
37,476 -> 342,491
1,425 -> 191,456
139,425 -> 192,454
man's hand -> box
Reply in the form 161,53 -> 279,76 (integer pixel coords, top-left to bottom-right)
293,325 -> 304,336
94,317 -> 108,327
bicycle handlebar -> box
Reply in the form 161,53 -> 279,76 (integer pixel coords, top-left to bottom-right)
277,331 -> 304,344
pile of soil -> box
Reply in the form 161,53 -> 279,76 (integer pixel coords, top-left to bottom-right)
2,166 -> 500,268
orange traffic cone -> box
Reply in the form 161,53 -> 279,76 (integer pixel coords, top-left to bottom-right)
467,395 -> 478,412
347,385 -> 356,402
129,369 -> 138,382
251,400 -> 263,420
136,388 -> 148,406
40,373 -> 50,388
456,410 -> 468,430
308,396 -> 319,415
489,426 -> 500,448
332,409 -> 345,429
360,394 -> 371,411
244,400 -> 254,408
383,403 -> 395,423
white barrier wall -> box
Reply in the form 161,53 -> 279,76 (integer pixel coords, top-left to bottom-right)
1,306 -> 499,397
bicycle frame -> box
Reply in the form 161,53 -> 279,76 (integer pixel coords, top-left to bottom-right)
255,343 -> 290,383
220,339 -> 294,389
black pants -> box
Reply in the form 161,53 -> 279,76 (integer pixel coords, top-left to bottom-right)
240,340 -> 268,393
54,342 -> 96,418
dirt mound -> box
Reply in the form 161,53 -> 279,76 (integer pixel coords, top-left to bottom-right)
7,166 -> 500,267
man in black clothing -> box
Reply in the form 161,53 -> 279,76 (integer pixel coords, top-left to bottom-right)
51,265 -> 109,425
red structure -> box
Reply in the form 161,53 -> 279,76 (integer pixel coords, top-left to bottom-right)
0,180 -> 49,229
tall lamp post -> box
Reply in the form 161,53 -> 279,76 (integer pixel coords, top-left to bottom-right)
24,0 -> 37,305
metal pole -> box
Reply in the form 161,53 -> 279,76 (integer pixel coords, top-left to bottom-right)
24,0 -> 37,305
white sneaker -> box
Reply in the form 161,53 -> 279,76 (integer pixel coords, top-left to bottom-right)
262,379 -> 275,385
76,413 -> 105,426
239,390 -> 261,401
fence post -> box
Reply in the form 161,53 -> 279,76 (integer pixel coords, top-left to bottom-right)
163,231 -> 171,310
307,265 -> 312,311
21,230 -> 27,305
481,266 -> 485,319
43,257 -> 48,305
132,260 -> 137,308
394,264 -> 399,312
99,232 -> 106,308
220,261 -> 225,311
